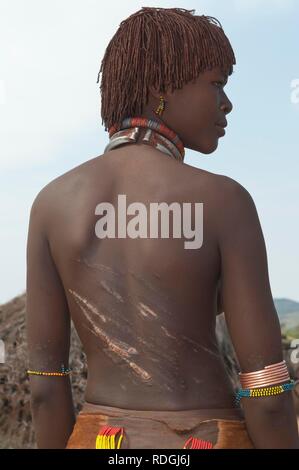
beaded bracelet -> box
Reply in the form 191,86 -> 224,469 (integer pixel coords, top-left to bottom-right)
235,380 -> 295,405
27,364 -> 72,377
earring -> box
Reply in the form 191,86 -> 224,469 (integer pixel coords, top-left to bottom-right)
155,95 -> 165,116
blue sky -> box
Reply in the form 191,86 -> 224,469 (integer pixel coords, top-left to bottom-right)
0,0 -> 298,303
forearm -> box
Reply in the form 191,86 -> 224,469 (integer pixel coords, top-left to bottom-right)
243,394 -> 299,449
30,386 -> 76,449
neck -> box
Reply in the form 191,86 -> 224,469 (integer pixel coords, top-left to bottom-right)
106,116 -> 185,163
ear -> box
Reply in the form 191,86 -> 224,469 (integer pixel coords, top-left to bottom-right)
148,85 -> 162,100
148,84 -> 175,101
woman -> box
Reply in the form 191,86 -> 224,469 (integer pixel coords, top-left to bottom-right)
26,7 -> 299,449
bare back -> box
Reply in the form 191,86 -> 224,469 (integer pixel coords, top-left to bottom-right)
43,145 -> 236,410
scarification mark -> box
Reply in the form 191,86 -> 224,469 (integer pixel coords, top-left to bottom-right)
181,335 -> 221,359
76,257 -> 173,313
85,324 -> 153,384
135,334 -> 180,367
69,289 -> 107,323
161,325 -> 177,340
69,289 -> 154,384
76,258 -> 118,276
164,383 -> 175,392
137,302 -> 158,319
82,324 -> 124,365
68,286 -> 203,392
136,336 -> 153,348
69,288 -> 148,352
128,361 -> 153,383
69,289 -> 133,338
82,317 -> 176,389
69,290 -> 137,360
129,270 -> 167,297
193,377 -> 204,384
100,280 -> 125,303
76,258 -> 174,321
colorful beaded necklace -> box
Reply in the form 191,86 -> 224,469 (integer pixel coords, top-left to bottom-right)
104,117 -> 185,163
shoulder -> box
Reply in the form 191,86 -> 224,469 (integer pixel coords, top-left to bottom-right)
32,154 -> 103,202
211,175 -> 262,246
30,171 -> 71,222
188,166 -> 254,205
204,171 -> 249,194
210,173 -> 256,212
29,155 -> 101,230
195,172 -> 260,235
181,165 -> 256,212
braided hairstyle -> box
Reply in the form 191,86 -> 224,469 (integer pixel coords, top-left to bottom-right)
98,7 -> 236,132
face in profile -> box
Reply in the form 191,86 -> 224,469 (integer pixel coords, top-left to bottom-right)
148,66 -> 233,155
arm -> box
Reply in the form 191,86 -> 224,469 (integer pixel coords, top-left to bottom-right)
217,177 -> 299,449
26,190 -> 76,449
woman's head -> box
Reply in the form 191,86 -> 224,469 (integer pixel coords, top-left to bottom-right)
98,7 -> 236,154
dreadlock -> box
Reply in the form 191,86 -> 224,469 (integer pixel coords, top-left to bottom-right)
97,7 -> 236,132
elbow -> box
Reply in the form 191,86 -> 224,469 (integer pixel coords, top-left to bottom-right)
243,391 -> 296,416
29,383 -> 55,409
30,392 -> 52,410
